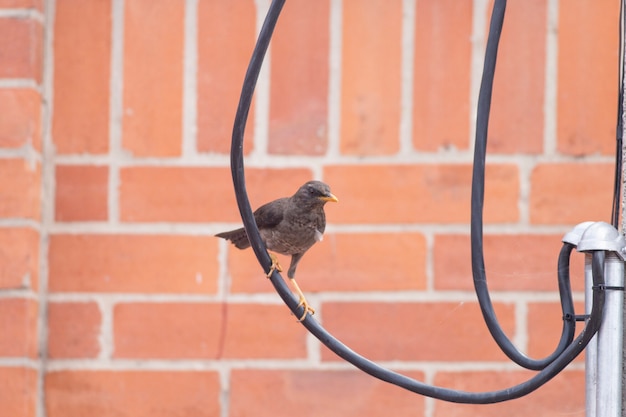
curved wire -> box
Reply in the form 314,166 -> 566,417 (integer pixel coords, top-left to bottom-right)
470,0 -> 578,370
611,0 -> 625,227
548,243 -> 577,360
228,0 -> 603,403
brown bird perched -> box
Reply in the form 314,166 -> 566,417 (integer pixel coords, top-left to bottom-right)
216,180 -> 338,320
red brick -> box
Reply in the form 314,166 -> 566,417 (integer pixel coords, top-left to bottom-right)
0,18 -> 42,80
0,228 -> 39,290
231,369 -> 425,417
123,0 -> 184,156
324,164 -> 518,223
434,234 -> 585,292
230,232 -> 427,293
219,303 -> 307,358
527,301 -> 585,362
0,298 -> 37,357
433,370 -> 584,417
529,163 -> 613,224
341,0 -> 402,155
55,165 -> 108,221
197,0 -> 255,154
413,0 -> 472,151
53,0 -> 110,154
0,367 -> 37,417
114,302 -> 306,359
0,159 -> 40,219
120,166 -> 312,222
114,302 -> 220,359
46,371 -> 220,417
488,0 -> 545,154
0,89 -> 41,150
48,302 -> 101,359
557,0 -> 619,156
269,0 -> 329,155
48,234 -> 218,293
321,301 -> 514,362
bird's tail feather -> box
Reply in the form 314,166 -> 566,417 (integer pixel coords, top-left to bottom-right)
215,228 -> 251,249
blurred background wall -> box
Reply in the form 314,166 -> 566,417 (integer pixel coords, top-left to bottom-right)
0,0 -> 620,416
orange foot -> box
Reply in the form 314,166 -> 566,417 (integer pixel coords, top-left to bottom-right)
266,253 -> 283,278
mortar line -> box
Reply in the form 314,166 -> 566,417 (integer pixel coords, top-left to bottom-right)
513,298 -> 529,353
0,289 -> 39,300
544,0 -> 559,155
219,367 -> 231,417
42,357 -> 565,372
0,8 -> 44,20
0,147 -> 42,162
399,0 -> 416,155
96,297 -> 115,360
216,240 -> 231,300
182,0 -> 199,158
326,0 -> 342,159
44,220 -> 579,235
517,157 -> 534,226
44,289 -> 583,305
36,0 -> 56,416
0,218 -> 41,229
0,358 -> 40,368
108,0 -> 125,225
422,369 -> 437,417
48,149 -> 617,169
423,231 -> 435,292
251,0 -> 271,160
469,0 -> 489,152
0,78 -> 40,89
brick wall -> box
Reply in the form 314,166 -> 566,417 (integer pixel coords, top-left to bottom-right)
0,0 -> 620,416
0,0 -> 43,416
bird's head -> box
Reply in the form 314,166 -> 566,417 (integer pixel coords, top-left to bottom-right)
295,181 -> 339,206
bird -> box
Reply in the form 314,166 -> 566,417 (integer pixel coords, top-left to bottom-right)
216,180 -> 338,320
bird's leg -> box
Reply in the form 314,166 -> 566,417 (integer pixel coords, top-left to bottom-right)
266,253 -> 283,278
289,277 -> 315,321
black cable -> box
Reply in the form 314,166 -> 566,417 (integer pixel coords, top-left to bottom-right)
228,0 -> 604,404
611,0 -> 625,228
230,0 -> 287,280
550,243 -> 577,358
296,249 -> 604,405
470,0 -> 578,371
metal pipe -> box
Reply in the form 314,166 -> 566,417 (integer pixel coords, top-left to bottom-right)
562,221 -> 598,417
585,253 -> 598,417
595,252 -> 624,417
576,221 -> 626,417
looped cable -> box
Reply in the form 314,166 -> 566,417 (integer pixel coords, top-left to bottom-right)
470,0 -> 580,371
227,0 -> 604,403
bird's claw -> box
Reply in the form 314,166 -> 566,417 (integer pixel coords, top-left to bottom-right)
288,277 -> 314,321
296,296 -> 315,321
266,254 -> 283,278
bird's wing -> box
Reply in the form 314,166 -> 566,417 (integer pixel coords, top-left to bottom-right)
253,198 -> 287,229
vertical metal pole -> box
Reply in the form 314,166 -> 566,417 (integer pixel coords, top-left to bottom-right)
577,222 -> 625,417
585,253 -> 598,417
596,253 -> 624,417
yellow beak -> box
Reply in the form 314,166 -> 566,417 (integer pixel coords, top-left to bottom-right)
320,193 -> 339,203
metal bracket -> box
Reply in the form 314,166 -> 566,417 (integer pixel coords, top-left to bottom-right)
562,221 -> 626,261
